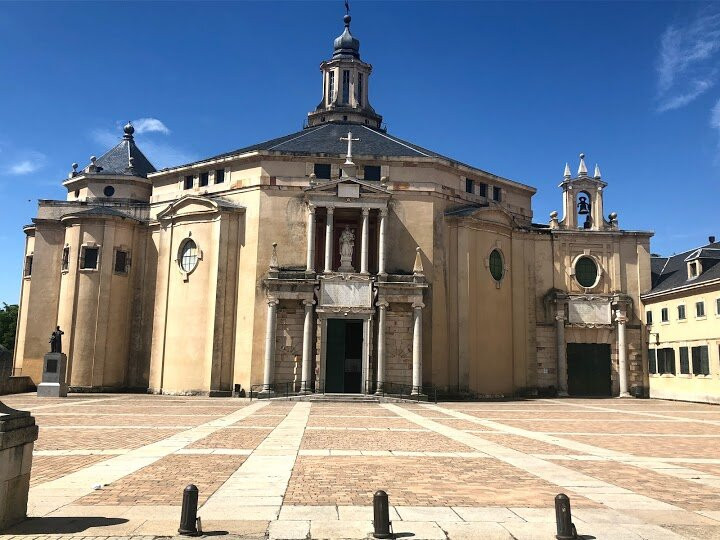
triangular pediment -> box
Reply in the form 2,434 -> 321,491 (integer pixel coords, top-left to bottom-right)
304,177 -> 391,196
157,195 -> 243,220
445,204 -> 516,226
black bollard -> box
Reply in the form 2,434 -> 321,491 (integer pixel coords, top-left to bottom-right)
373,490 -> 392,539
178,484 -> 200,536
555,493 -> 577,540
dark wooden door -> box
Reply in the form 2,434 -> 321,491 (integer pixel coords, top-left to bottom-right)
325,319 -> 363,393
567,343 -> 612,396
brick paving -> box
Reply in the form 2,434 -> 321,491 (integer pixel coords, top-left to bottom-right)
75,454 -> 246,506
284,456 -> 596,507
30,455 -> 112,486
1,392 -> 719,538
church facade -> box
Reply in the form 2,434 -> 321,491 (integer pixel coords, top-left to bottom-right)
13,14 -> 653,398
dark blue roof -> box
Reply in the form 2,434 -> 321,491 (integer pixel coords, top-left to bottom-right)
649,241 -> 720,294
87,138 -> 156,178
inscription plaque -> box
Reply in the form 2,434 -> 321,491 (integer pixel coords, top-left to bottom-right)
46,359 -> 58,373
320,281 -> 372,308
338,184 -> 359,199
568,300 -> 611,325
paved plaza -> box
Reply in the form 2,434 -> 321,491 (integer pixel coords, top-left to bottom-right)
2,394 -> 720,539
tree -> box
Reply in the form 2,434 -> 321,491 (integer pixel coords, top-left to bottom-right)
0,303 -> 19,352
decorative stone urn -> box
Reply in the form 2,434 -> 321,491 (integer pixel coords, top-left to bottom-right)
0,401 -> 38,531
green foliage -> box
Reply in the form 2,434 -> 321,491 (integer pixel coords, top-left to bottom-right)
0,303 -> 19,352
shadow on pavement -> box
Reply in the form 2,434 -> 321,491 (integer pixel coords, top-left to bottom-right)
3,517 -> 128,534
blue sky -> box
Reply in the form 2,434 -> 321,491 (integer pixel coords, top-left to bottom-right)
1,1 -> 719,304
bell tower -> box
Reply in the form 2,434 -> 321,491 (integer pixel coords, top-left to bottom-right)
307,9 -> 383,129
551,153 -> 618,231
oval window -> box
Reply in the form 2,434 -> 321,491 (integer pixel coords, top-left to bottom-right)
575,256 -> 598,288
489,249 -> 504,282
103,186 -> 115,197
179,239 -> 198,273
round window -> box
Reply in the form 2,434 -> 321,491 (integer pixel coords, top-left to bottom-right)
575,256 -> 598,288
103,186 -> 115,197
179,239 -> 199,273
489,249 -> 504,282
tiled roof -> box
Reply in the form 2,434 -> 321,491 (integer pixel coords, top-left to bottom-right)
88,138 -> 156,178
648,241 -> 720,295
162,122 -> 526,187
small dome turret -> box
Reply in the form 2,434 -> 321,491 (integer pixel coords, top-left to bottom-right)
333,14 -> 360,59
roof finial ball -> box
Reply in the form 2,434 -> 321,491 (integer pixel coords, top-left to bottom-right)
123,121 -> 135,140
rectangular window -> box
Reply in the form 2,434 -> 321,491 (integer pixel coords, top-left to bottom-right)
677,305 -> 686,320
691,346 -> 710,375
648,349 -> 657,374
24,255 -> 33,277
199,172 -> 209,187
661,308 -> 668,322
717,298 -> 720,315
328,71 -> 335,101
61,247 -> 70,272
696,301 -> 705,317
465,178 -> 474,194
357,73 -> 363,105
184,175 -> 194,190
80,247 -> 99,270
314,163 -> 331,179
114,250 -> 128,274
215,169 -> 225,184
478,182 -> 488,197
656,348 -> 675,375
342,70 -> 350,104
646,310 -> 653,325
492,186 -> 501,202
363,165 -> 381,181
679,346 -> 690,374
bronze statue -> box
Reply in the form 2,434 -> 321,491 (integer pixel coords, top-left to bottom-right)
49,326 -> 64,354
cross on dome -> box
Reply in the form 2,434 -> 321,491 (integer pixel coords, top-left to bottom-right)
340,131 -> 360,165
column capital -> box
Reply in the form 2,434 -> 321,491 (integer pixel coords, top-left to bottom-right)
376,300 -> 389,309
361,207 -> 370,216
326,205 -> 335,215
555,313 -> 566,322
412,302 -> 425,310
615,313 -> 628,324
302,299 -> 316,308
308,204 -> 316,214
379,207 -> 389,217
267,297 -> 280,307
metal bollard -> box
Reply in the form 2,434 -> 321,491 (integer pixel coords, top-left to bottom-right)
178,484 -> 200,536
373,490 -> 392,539
555,493 -> 577,540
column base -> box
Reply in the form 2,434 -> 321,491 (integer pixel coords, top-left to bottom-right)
618,392 -> 631,398
557,390 -> 569,397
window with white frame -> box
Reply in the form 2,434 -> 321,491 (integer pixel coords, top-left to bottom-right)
679,347 -> 690,374
677,304 -> 686,320
178,239 -> 199,274
646,310 -> 653,324
661,307 -> 669,322
696,301 -> 706,318
656,348 -> 676,375
691,346 -> 710,376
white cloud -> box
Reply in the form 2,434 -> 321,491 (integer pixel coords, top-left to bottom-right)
90,128 -> 118,148
656,7 -> 720,112
1,150 -> 46,176
132,118 -> 170,135
140,141 -> 197,170
711,97 -> 720,129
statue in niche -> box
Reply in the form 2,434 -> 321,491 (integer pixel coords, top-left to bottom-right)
49,326 -> 64,354
338,226 -> 355,272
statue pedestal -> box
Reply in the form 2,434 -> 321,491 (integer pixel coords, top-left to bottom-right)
0,402 -> 38,531
37,353 -> 68,398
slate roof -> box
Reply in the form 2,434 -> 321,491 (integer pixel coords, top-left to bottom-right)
162,122 -> 528,189
87,138 -> 156,178
648,240 -> 720,295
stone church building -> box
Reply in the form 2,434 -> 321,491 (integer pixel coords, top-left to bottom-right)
13,13 -> 653,398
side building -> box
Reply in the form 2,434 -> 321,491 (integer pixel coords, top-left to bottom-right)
642,238 -> 720,404
13,12 -> 654,398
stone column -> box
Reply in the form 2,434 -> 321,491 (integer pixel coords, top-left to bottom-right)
411,302 -> 424,394
262,298 -> 279,393
324,206 -> 334,273
378,208 -> 388,275
306,204 -> 316,273
360,207 -> 370,274
375,301 -> 388,394
556,311 -> 568,396
301,300 -> 315,392
0,402 -> 38,530
616,311 -> 629,397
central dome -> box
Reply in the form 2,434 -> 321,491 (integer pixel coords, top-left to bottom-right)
333,15 -> 360,59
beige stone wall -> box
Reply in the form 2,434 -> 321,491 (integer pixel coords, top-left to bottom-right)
385,304 -> 413,386
535,324 -> 557,389
274,302 -> 304,387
